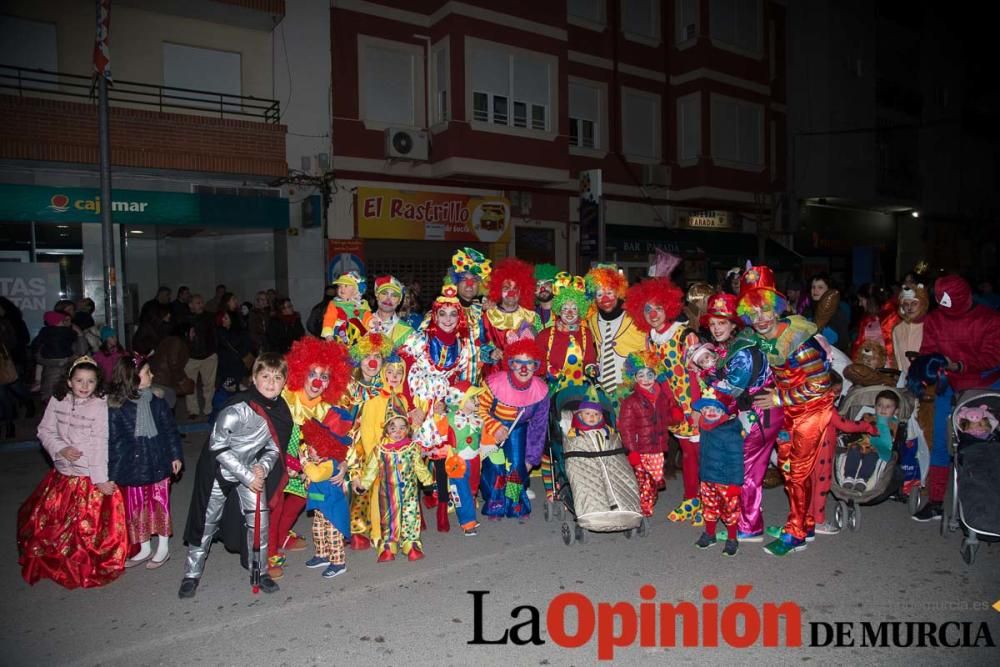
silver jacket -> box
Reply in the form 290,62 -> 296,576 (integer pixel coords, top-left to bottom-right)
210,402 -> 280,486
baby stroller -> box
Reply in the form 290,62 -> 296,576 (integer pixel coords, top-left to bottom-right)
543,383 -> 645,545
941,388 -> 1000,565
830,385 -> 916,532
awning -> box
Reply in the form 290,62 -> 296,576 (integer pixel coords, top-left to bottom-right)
0,183 -> 289,229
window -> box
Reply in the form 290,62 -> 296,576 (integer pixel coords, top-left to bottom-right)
710,0 -> 761,54
469,41 -> 553,135
163,43 -> 241,111
677,93 -> 701,163
711,95 -> 762,166
621,88 -> 661,161
0,16 -> 57,72
677,0 -> 699,45
569,81 -> 601,149
359,38 -> 422,127
622,0 -> 660,42
568,0 -> 605,26
432,41 -> 450,125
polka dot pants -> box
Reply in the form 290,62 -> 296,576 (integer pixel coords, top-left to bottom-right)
699,481 -> 741,527
634,453 -> 665,517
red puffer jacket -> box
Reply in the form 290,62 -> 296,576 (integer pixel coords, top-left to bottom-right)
919,275 -> 1000,391
618,385 -> 684,454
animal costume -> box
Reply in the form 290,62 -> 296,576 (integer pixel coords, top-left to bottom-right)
736,266 -> 834,556
585,264 -> 646,397
625,277 -> 702,524
851,299 -> 901,368
479,339 -> 551,519
482,257 -> 540,376
892,284 -> 929,377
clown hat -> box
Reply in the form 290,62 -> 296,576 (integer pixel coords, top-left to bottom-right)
374,275 -> 404,296
693,396 -> 727,413
700,293 -> 742,329
332,271 -> 366,294
534,263 -> 560,283
738,265 -> 783,300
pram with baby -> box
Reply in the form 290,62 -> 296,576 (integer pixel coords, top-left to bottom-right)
830,384 -> 916,532
543,381 -> 645,545
940,388 -> 1000,565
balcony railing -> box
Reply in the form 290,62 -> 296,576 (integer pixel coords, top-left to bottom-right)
0,64 -> 280,124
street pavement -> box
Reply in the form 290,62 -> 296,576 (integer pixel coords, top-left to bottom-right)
3,432 -> 998,666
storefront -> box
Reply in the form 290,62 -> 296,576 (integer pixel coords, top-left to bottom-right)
0,183 -> 288,333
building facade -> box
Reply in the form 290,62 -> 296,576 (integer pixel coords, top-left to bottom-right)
328,0 -> 792,288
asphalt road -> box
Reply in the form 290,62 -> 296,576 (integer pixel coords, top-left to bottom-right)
3,433 -> 998,666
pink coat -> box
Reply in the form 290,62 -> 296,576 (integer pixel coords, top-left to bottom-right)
37,394 -> 110,484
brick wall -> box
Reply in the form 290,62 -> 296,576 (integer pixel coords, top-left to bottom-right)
0,95 -> 287,178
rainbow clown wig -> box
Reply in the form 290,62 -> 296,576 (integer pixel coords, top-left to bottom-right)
624,277 -> 684,333
551,272 -> 591,320
584,263 -> 628,301
285,336 -> 354,404
735,289 -> 788,325
622,350 -> 667,388
488,257 -> 536,309
349,331 -> 392,366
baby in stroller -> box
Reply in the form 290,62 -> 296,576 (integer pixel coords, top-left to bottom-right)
955,404 -> 999,442
839,390 -> 900,492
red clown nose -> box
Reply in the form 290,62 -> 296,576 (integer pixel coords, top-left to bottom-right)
310,378 -> 324,389
367,360 -> 378,369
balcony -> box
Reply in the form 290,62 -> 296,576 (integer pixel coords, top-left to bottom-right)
0,65 -> 287,178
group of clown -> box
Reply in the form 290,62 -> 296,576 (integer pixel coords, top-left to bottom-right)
265,246 -> 837,579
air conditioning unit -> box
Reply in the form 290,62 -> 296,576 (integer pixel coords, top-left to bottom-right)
384,127 -> 429,161
641,164 -> 671,188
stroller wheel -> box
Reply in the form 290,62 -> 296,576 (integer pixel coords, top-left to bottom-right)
575,525 -> 586,544
847,506 -> 860,532
833,501 -> 847,531
544,501 -> 552,523
638,517 -> 649,538
960,540 -> 979,565
624,528 -> 633,539
908,489 -> 922,515
561,522 -> 574,546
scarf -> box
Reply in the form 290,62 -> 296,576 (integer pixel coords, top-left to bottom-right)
636,383 -> 660,403
598,303 -> 624,321
132,388 -> 158,438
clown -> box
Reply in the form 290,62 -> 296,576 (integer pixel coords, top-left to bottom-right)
321,271 -> 371,342
266,337 -> 353,579
701,292 -> 782,541
478,338 -> 551,520
482,257 -> 540,376
347,332 -> 392,409
442,247 -> 492,383
350,275 -> 413,350
625,277 -> 702,526
736,265 -> 835,556
349,353 -> 417,549
585,264 -> 646,398
534,263 -> 560,329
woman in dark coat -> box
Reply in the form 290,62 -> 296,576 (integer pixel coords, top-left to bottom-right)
265,298 -> 305,356
215,310 -> 252,391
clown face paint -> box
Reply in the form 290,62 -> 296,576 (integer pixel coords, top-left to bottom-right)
700,405 -> 725,423
707,316 -> 737,343
559,302 -> 580,327
750,306 -> 779,338
457,276 -> 480,301
536,281 -> 553,302
501,280 -> 520,310
383,363 -> 404,388
595,287 -> 618,313
435,305 -> 460,333
644,302 -> 667,331
509,354 -> 539,385
305,366 -> 331,399
361,353 -> 383,379
377,290 -> 402,314
385,417 -> 408,442
635,367 -> 656,391
337,283 -> 358,301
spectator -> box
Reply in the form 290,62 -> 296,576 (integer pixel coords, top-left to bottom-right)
220,292 -> 243,332
171,286 -> 192,325
266,288 -> 278,312
53,299 -> 76,317
93,327 -> 127,383
851,284 -> 900,368
974,279 -> 1000,309
246,291 -> 270,353
132,304 -> 171,356
30,310 -> 87,402
183,294 -> 218,419
205,284 -> 226,313
806,273 -> 850,351
148,322 -> 193,410
215,310 -> 251,392
306,285 -> 336,337
139,287 -> 172,326
0,297 -> 33,420
265,298 -> 305,356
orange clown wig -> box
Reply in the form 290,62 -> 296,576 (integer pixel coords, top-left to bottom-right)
488,257 -> 536,309
285,336 -> 354,404
624,277 -> 684,333
584,264 -> 628,301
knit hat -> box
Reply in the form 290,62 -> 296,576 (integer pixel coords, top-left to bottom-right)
100,325 -> 116,342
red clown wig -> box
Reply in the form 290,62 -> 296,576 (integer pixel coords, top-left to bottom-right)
624,277 -> 685,333
505,337 -> 543,367
488,257 -> 536,309
285,336 -> 353,404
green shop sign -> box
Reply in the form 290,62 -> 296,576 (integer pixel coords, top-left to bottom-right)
0,184 -> 289,229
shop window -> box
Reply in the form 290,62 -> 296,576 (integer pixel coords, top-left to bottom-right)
677,92 -> 701,164
515,227 -> 556,266
621,87 -> 661,162
163,43 -> 241,110
622,0 -> 660,43
710,0 -> 762,55
468,39 -> 555,136
359,37 -> 423,128
711,94 -> 762,167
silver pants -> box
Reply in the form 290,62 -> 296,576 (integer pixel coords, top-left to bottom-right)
183,480 -> 269,579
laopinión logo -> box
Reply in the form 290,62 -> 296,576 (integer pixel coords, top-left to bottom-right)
467,586 -> 996,661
